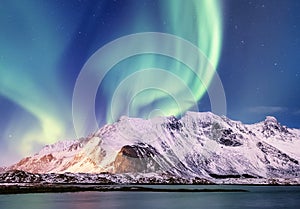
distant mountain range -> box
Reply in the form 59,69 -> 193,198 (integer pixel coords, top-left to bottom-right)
3,111 -> 300,184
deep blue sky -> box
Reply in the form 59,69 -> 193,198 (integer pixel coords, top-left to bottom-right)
0,0 -> 299,165
220,0 -> 300,127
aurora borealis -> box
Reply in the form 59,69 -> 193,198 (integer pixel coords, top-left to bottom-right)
0,0 -> 300,165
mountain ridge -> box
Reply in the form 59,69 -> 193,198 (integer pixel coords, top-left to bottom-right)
5,111 -> 300,184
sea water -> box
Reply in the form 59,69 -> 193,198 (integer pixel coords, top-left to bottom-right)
0,185 -> 299,209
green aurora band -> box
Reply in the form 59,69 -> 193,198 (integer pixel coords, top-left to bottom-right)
103,0 -> 222,124
0,1 -> 73,159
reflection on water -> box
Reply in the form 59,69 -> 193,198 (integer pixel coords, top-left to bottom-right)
0,185 -> 299,209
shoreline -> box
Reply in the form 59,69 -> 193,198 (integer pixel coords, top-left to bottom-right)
0,184 -> 248,194
1,183 -> 300,195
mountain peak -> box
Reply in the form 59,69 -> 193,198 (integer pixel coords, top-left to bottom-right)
264,116 -> 278,124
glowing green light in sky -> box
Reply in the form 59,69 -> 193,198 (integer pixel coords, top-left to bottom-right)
161,0 -> 222,103
0,1 -> 72,159
72,0 -> 224,136
103,0 -> 223,123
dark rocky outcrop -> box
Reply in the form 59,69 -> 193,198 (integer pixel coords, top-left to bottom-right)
209,173 -> 259,179
114,144 -> 161,173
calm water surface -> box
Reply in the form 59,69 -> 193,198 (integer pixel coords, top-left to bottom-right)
0,185 -> 299,209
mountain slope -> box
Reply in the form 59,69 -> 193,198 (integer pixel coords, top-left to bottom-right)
9,112 -> 300,181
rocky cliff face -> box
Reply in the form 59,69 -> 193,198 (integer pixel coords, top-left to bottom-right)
114,144 -> 160,173
8,111 -> 300,182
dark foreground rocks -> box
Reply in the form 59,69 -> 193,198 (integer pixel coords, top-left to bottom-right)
0,170 -> 212,185
0,184 -> 248,195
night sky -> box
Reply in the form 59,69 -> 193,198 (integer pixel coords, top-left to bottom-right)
0,0 -> 299,165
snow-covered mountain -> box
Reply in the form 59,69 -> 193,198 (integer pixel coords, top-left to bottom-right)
8,111 -> 300,182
